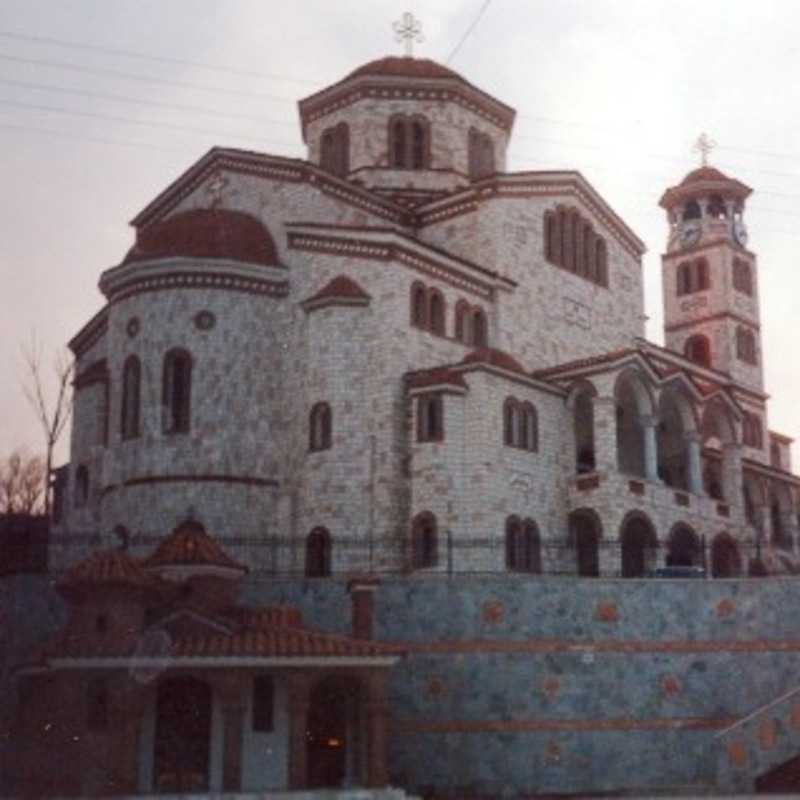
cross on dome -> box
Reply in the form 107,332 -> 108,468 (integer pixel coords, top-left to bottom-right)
393,12 -> 424,57
694,132 -> 717,167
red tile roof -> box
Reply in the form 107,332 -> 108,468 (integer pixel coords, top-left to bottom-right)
141,520 -> 247,574
680,166 -> 732,185
58,550 -> 160,591
461,347 -> 526,375
123,209 -> 279,267
406,367 -> 468,391
347,56 -> 464,83
302,275 -> 371,310
532,348 -> 635,379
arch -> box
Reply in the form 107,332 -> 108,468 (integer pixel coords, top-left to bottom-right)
120,355 -> 141,440
695,258 -> 710,291
657,386 -> 697,489
733,258 -> 753,296
454,300 -> 470,343
710,533 -> 741,578
410,281 -> 427,328
666,524 -> 701,567
582,223 -> 594,278
74,464 -> 89,508
154,676 -> 212,792
684,334 -> 711,367
521,402 -> 538,452
162,348 -> 192,433
305,527 -> 332,577
410,115 -> 430,169
707,195 -> 727,219
619,511 -> 658,577
472,308 -> 488,347
568,509 -> 602,577
389,114 -> 407,168
677,262 -> 692,296
614,370 -> 653,478
307,675 -> 365,788
309,402 -> 332,452
417,394 -> 443,442
503,397 -> 518,447
736,326 -> 757,364
411,511 -> 438,569
428,289 -> 446,335
683,199 -> 701,221
569,381 -> 597,475
505,516 -> 541,574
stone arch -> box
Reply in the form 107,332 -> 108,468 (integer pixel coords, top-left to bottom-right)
614,369 -> 655,478
700,400 -> 739,500
568,508 -> 603,577
619,511 -> 658,577
567,380 -> 597,475
711,532 -> 741,578
666,523 -> 702,567
657,385 -> 698,489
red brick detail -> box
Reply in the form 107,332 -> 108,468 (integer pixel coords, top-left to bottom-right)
661,675 -> 681,697
716,599 -> 736,618
594,602 -> 619,623
675,492 -> 690,507
542,677 -> 561,702
482,600 -> 504,624
628,480 -> 645,495
727,740 -> 748,768
544,739 -> 562,763
759,718 -> 777,750
427,676 -> 447,698
790,702 -> 800,730
301,274 -> 371,312
577,475 -> 600,491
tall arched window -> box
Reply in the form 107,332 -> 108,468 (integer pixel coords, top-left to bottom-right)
505,517 -> 541,573
503,398 -> 538,451
390,115 -> 430,169
472,309 -> 488,347
305,527 -> 331,577
545,211 -> 561,265
468,128 -> 495,180
736,326 -> 757,364
120,355 -> 141,440
711,533 -> 741,578
410,282 -> 428,328
619,513 -> 657,578
743,412 -> 763,449
417,394 -> 443,442
162,348 -> 192,433
411,118 -> 428,169
684,335 -> 711,367
677,262 -> 692,296
733,258 -> 753,296
309,402 -> 332,452
521,403 -> 538,452
428,289 -> 445,336
696,259 -> 710,291
582,224 -> 594,278
74,464 -> 89,508
595,239 -> 608,286
503,398 -> 518,447
319,122 -> 349,178
411,512 -> 438,569
391,116 -> 407,168
454,300 -> 469,343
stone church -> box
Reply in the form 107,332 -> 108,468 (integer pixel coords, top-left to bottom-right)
7,48 -> 800,798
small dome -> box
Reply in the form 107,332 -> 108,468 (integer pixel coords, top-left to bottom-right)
680,166 -> 733,185
123,209 -> 279,266
347,56 -> 465,83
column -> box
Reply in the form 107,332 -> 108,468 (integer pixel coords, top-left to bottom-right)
686,433 -> 703,495
365,670 -> 390,788
591,395 -> 618,474
218,680 -> 245,792
722,442 -> 743,510
641,415 -> 659,483
287,672 -> 311,790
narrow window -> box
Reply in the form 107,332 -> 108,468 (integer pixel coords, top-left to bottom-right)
455,300 -> 469,343
305,527 -> 331,577
320,129 -> 336,173
410,282 -> 427,328
696,259 -> 710,291
503,398 -> 517,447
736,327 -> 757,365
505,516 -> 523,571
428,290 -> 445,336
583,224 -> 594,278
684,335 -> 711,367
417,394 -> 443,442
412,512 -> 438,569
162,348 -> 192,434
595,239 -> 608,286
411,118 -> 427,169
522,403 -> 538,451
252,676 -> 274,732
74,465 -> 89,508
309,402 -> 332,452
87,679 -> 109,731
472,309 -> 488,348
392,118 -> 407,168
677,262 -> 691,296
121,355 -> 141,440
771,441 -> 782,469
544,213 -> 556,263
733,258 -> 753,296
334,122 -> 349,177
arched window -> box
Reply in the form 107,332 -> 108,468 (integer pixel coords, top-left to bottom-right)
568,510 -> 601,577
390,115 -> 430,169
696,259 -> 710,291
619,513 -> 657,578
771,440 -> 782,469
162,348 -> 192,433
120,355 -> 141,440
563,211 -> 575,271
309,402 -> 332,452
666,525 -> 701,567
743,412 -> 763,449
595,239 -> 608,286
410,282 -> 427,328
684,335 -> 711,367
677,262 -> 692,296
428,289 -> 445,336
468,128 -> 494,180
503,398 -> 538,451
411,512 -> 438,569
503,398 -> 518,447
417,394 -> 443,442
736,326 -> 757,364
521,402 -> 538,451
454,300 -> 469,343
711,533 -> 741,578
87,678 -> 109,731
683,200 -> 701,221
707,195 -> 727,219
305,527 -> 331,577
582,224 -> 594,278
320,122 -> 349,178
74,464 -> 89,508
506,517 -> 541,573
733,258 -> 753,296
472,309 -> 488,347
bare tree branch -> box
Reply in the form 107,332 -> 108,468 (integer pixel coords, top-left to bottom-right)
0,450 -> 45,514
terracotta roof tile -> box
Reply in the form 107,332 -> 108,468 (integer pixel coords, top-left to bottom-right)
532,348 -> 635,379
461,347 -> 526,374
347,56 -> 464,82
124,209 -> 279,267
59,550 -> 159,591
406,367 -> 468,391
142,520 -> 247,574
302,275 -> 371,310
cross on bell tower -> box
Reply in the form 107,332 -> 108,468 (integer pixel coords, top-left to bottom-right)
393,12 -> 424,57
693,132 -> 717,167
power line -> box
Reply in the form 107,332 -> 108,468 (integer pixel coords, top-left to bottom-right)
0,29 -> 320,87
446,0 -> 493,64
0,77 -> 296,127
0,54 -> 296,104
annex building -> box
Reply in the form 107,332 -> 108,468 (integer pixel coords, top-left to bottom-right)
5,46 -> 800,798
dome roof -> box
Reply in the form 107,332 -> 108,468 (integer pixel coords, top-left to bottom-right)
659,165 -> 752,209
680,166 -> 732,185
123,209 -> 279,266
347,56 -> 465,82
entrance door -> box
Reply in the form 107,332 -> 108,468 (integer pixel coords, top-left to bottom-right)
307,677 -> 363,788
154,677 -> 212,792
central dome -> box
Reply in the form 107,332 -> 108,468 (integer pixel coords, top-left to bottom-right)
346,55 -> 465,82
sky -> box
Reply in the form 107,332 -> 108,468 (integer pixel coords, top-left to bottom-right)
2,0 -> 800,467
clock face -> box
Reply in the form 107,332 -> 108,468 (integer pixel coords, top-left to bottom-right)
734,219 -> 748,246
680,223 -> 701,248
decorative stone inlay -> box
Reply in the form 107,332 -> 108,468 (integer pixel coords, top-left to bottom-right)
194,310 -> 216,331
427,676 -> 447,698
544,739 -> 562,764
481,600 -> 504,624
727,740 -> 747,768
661,674 -> 681,697
716,598 -> 736,618
542,676 -> 561,702
125,316 -> 140,338
758,718 -> 777,750
594,601 -> 619,623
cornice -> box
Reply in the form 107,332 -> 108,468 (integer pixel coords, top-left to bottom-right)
664,310 -> 760,334
68,306 -> 108,359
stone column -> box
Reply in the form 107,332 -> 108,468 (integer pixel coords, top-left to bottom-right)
365,670 -> 390,788
722,442 -> 743,509
686,433 -> 703,495
287,671 -> 312,790
641,415 -> 659,483
218,679 -> 245,792
592,395 -> 618,474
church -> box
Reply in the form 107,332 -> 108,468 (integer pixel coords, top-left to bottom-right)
6,29 -> 800,798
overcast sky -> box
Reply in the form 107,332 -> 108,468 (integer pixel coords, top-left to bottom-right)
3,0 -> 800,467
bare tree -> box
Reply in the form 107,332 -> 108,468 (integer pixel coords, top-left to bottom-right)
0,451 -> 46,514
22,337 -> 74,517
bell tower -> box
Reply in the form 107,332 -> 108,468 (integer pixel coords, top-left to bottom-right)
659,142 -> 762,393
